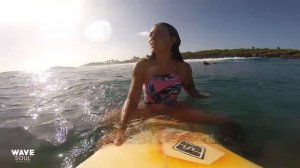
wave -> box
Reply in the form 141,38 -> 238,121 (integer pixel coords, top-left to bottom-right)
186,57 -> 259,62
50,66 -> 76,70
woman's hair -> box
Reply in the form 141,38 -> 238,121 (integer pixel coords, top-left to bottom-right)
149,22 -> 184,62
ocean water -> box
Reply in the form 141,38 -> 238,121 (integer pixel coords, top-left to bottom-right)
0,58 -> 299,168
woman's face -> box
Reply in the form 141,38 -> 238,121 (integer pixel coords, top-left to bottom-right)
149,25 -> 175,54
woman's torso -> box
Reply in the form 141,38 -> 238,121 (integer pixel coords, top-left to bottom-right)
140,59 -> 186,112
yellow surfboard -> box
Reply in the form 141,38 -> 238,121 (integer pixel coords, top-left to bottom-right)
77,117 -> 262,168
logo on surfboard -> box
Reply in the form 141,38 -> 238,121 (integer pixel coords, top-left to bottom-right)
173,141 -> 206,159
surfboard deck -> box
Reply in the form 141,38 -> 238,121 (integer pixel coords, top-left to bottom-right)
77,117 -> 262,168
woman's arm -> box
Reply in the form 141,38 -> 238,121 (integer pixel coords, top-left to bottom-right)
181,63 -> 209,99
119,59 -> 145,128
98,60 -> 146,147
112,60 -> 145,146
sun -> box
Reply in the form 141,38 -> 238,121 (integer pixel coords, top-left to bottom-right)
84,20 -> 112,42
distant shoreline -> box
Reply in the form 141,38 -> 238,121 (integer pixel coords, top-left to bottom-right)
83,48 -> 300,66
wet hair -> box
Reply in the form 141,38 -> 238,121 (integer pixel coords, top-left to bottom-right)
149,22 -> 184,62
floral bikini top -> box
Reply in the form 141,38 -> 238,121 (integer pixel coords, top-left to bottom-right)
143,72 -> 182,105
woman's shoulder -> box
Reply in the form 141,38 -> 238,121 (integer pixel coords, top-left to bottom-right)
135,57 -> 153,68
133,58 -> 153,73
137,57 -> 152,64
176,61 -> 191,72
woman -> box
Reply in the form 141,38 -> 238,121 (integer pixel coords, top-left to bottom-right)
98,22 -> 236,147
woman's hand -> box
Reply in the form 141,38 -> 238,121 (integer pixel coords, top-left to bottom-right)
113,128 -> 126,146
96,128 -> 126,149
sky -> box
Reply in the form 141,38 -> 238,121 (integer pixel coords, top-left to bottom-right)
0,0 -> 299,72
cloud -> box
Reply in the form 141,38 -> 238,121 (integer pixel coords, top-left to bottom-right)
136,31 -> 149,37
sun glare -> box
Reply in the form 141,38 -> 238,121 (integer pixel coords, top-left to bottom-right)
0,0 -> 116,72
0,0 -> 83,24
84,20 -> 112,42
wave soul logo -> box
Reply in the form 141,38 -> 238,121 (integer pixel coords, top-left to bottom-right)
11,149 -> 35,162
